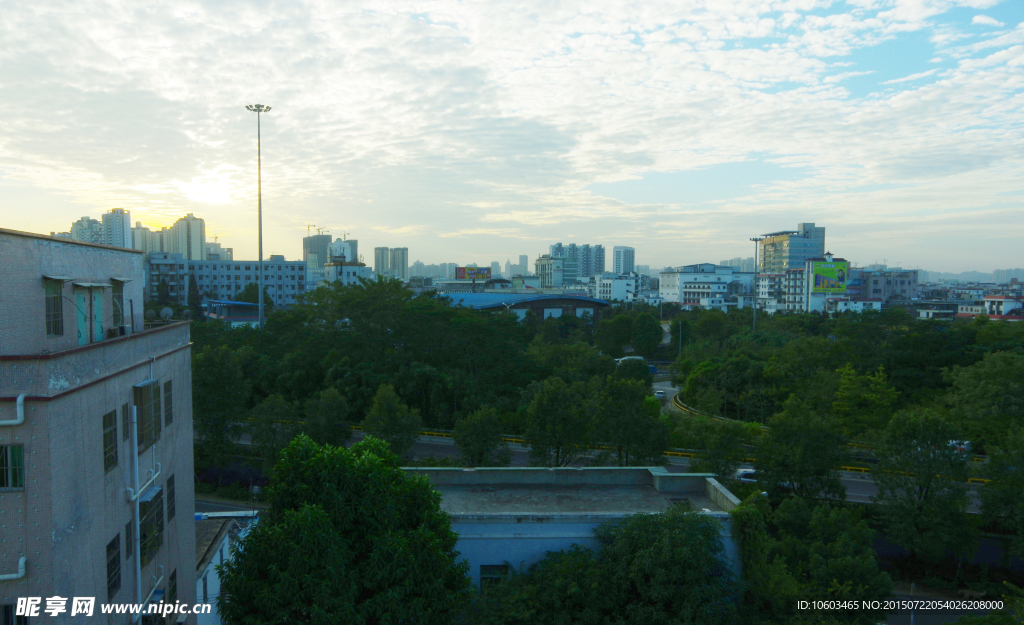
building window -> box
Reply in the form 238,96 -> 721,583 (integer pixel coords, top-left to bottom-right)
167,475 -> 176,521
0,445 -> 25,491
122,403 -> 131,441
163,381 -> 173,426
112,281 -> 124,327
106,535 -> 121,601
45,278 -> 64,336
103,410 -> 118,472
480,564 -> 509,591
140,489 -> 164,567
125,521 -> 133,559
168,569 -> 178,604
1,604 -> 30,625
133,381 -> 162,454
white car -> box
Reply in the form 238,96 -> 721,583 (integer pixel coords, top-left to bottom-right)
654,390 -> 666,399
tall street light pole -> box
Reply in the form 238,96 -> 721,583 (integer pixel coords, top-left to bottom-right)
750,236 -> 764,334
246,104 -> 271,329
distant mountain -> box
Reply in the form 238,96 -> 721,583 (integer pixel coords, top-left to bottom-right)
920,270 -> 994,283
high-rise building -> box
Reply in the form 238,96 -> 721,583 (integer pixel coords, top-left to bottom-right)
490,261 -> 501,278
102,208 -> 132,248
0,229 -> 196,614
70,216 -> 104,243
549,243 -> 606,277
345,239 -> 359,264
389,247 -> 409,280
132,221 -> 164,254
206,241 -> 233,261
303,234 -> 332,272
757,223 -> 825,274
535,255 -> 579,287
374,247 -> 390,275
519,255 -> 529,276
166,213 -> 207,260
612,246 -> 635,274
719,257 -> 756,273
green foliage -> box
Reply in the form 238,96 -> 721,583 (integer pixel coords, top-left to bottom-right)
669,317 -> 691,354
470,505 -> 738,625
872,407 -> 976,564
593,377 -> 669,466
524,377 -> 592,467
831,364 -> 898,437
301,387 -> 352,447
528,340 -> 615,383
218,435 -> 471,624
731,496 -> 892,625
946,351 -> 1024,452
187,273 -> 203,320
237,282 -> 275,314
192,345 -> 249,466
454,406 -> 511,467
981,427 -> 1024,558
157,278 -> 171,305
250,394 -> 301,471
613,357 -> 654,390
630,313 -> 663,358
361,384 -> 423,458
754,397 -> 847,502
690,418 -> 748,479
594,314 -> 633,358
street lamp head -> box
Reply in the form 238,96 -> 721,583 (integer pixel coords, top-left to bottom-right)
246,104 -> 271,113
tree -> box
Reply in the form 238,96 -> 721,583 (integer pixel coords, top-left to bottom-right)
980,427 -> 1024,558
454,406 -> 511,467
755,397 -> 847,502
691,418 -> 748,480
187,273 -> 204,320
669,317 -> 691,354
302,387 -> 352,447
237,282 -> 275,314
593,377 -> 669,466
594,316 -> 632,358
613,357 -> 654,390
361,384 -> 422,458
630,313 -> 663,358
946,351 -> 1024,452
219,435 -> 471,624
831,364 -> 898,437
250,394 -> 301,471
469,505 -> 738,625
524,377 -> 592,467
192,345 -> 249,467
157,278 -> 171,305
871,408 -> 976,564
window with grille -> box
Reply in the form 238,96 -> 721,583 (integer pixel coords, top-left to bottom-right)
106,535 -> 121,601
102,410 -> 118,472
133,381 -> 162,454
0,445 -> 25,491
45,278 -> 64,336
167,475 -> 176,520
163,381 -> 173,426
112,281 -> 124,327
480,564 -> 509,591
140,489 -> 164,567
125,521 -> 133,559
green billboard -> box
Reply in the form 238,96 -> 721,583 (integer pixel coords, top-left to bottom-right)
811,261 -> 849,294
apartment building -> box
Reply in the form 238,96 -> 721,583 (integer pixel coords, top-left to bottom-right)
659,264 -> 754,309
0,229 -> 196,622
589,274 -> 639,302
612,246 -> 635,275
757,223 -> 825,273
549,243 -> 606,278
535,255 -> 580,288
146,253 -> 307,308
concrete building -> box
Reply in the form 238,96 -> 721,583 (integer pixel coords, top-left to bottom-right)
591,274 -> 639,302
612,246 -> 635,275
549,243 -> 606,278
491,261 -> 502,278
447,293 -> 608,320
132,221 -> 165,255
757,223 -> 825,274
659,264 -> 754,311
102,209 -> 133,249
324,242 -> 374,288
166,214 -> 207,261
535,255 -> 579,288
70,216 -> 105,244
302,234 -> 332,273
374,247 -> 390,276
756,273 -> 786,314
194,517 -> 255,625
0,228 -> 196,621
857,268 -> 921,302
402,467 -> 741,587
519,255 -> 530,276
719,257 -> 755,273
146,253 -> 306,308
205,242 -> 233,261
389,248 -> 409,281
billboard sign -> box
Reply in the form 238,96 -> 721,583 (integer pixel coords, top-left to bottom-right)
811,261 -> 849,294
456,267 -> 492,280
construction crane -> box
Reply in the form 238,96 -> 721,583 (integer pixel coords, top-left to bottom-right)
306,223 -> 316,237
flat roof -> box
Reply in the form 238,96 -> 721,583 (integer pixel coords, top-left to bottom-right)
446,293 -> 609,310
435,484 -> 712,515
0,227 -> 144,253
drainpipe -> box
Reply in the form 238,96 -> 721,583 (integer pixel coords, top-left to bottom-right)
131,405 -> 143,619
0,556 -> 26,581
0,394 -> 26,426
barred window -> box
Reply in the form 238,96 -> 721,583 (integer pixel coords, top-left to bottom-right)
45,279 -> 64,336
133,381 -> 162,454
163,380 -> 173,426
106,535 -> 121,601
167,475 -> 176,521
140,489 -> 164,567
102,410 -> 118,472
112,281 -> 124,327
0,445 -> 25,491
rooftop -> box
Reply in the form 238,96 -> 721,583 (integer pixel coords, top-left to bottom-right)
445,293 -> 609,310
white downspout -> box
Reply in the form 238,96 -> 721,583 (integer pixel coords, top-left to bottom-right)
0,394 -> 26,426
0,556 -> 26,581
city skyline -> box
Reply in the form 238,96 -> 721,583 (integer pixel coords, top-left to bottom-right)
2,2 -> 1023,272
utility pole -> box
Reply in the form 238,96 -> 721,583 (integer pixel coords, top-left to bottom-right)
246,103 -> 271,330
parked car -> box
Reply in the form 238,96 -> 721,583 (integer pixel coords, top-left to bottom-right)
654,390 -> 666,399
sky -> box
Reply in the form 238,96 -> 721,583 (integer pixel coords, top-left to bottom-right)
1,0 -> 1022,272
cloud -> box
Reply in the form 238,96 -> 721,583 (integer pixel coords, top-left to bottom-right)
0,0 -> 1021,272
972,15 -> 1005,27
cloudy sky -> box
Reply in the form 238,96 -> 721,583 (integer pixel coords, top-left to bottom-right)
1,0 -> 1022,272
